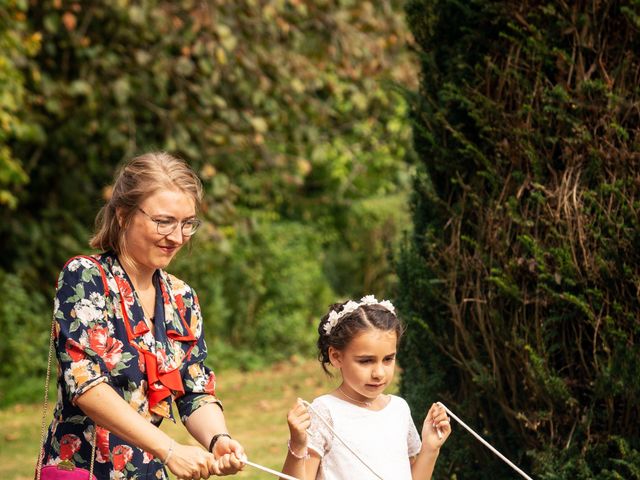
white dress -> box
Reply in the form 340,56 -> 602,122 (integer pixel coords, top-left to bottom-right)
307,394 -> 422,480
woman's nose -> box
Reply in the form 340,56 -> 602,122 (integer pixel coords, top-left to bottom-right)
166,225 -> 185,244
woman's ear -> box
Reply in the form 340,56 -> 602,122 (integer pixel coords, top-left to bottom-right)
328,346 -> 342,368
115,207 -> 124,228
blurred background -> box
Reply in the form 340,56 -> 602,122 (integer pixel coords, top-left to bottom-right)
0,0 -> 417,403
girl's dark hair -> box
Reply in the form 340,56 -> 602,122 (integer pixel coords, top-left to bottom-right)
317,301 -> 404,375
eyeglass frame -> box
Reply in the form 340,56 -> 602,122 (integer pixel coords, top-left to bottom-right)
137,207 -> 202,236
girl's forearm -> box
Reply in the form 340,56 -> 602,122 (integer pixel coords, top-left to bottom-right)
281,446 -> 321,480
76,382 -> 172,460
411,447 -> 440,480
281,453 -> 307,480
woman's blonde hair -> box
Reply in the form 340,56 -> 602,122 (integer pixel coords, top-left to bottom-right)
89,152 -> 203,254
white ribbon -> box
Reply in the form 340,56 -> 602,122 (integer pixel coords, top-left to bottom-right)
437,402 -> 534,480
242,457 -> 301,480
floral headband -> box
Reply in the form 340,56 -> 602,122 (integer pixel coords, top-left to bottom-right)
323,294 -> 396,336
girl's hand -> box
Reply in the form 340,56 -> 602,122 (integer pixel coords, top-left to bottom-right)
211,436 -> 245,475
421,403 -> 451,451
287,398 -> 311,456
164,441 -> 217,479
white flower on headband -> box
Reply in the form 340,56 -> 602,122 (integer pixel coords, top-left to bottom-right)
323,295 -> 396,335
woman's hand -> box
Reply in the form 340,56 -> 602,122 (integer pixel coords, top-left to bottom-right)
421,403 -> 451,451
208,452 -> 245,476
165,438 -> 244,478
211,436 -> 245,475
164,441 -> 217,479
287,398 -> 311,456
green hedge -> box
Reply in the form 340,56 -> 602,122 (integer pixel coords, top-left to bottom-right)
172,219 -> 334,371
398,1 -> 640,478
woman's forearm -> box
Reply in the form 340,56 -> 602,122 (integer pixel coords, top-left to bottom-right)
183,401 -> 229,449
76,382 -> 172,461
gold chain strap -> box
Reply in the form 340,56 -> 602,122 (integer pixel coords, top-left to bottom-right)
36,275 -> 99,479
36,315 -> 97,480
35,315 -> 56,480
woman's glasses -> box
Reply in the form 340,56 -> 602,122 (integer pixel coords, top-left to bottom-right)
137,208 -> 201,236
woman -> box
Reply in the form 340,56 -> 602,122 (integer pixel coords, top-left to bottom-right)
39,152 -> 244,479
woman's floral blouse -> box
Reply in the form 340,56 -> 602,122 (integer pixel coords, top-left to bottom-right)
40,252 -> 220,479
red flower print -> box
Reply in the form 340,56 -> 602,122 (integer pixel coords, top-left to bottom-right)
88,326 -> 124,370
65,338 -> 86,362
162,285 -> 170,306
59,434 -> 81,461
95,427 -> 110,463
143,451 -> 154,464
137,351 -> 146,373
175,294 -> 186,319
133,320 -> 148,335
204,372 -> 216,395
156,348 -> 169,370
115,276 -> 134,307
111,444 -> 133,471
88,326 -> 108,353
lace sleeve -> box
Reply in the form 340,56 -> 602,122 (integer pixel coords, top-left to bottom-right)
307,399 -> 334,458
407,406 -> 422,457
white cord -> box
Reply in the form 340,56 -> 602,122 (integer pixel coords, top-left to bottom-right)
242,457 -> 301,480
240,399 -> 385,480
301,400 -> 385,479
437,402 -> 533,480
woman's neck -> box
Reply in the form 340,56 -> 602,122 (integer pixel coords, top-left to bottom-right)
119,255 -> 155,291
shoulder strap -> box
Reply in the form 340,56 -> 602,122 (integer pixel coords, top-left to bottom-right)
36,255 -> 105,480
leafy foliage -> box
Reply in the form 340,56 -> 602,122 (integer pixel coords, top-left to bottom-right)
172,219 -> 334,370
399,0 -> 640,478
0,0 -> 416,401
0,270 -> 49,405
0,0 -> 43,208
1,0 -> 416,285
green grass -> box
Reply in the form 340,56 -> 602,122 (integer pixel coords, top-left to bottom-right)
0,358 -> 399,480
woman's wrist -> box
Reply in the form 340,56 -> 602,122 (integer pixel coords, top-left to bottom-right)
162,439 -> 175,465
208,432 -> 232,453
147,431 -> 174,461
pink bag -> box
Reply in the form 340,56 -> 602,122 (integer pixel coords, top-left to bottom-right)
39,461 -> 96,480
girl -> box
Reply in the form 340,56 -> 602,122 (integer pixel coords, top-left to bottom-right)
281,295 -> 451,480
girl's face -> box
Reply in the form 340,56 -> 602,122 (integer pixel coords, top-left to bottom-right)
329,328 -> 397,403
119,188 -> 196,278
